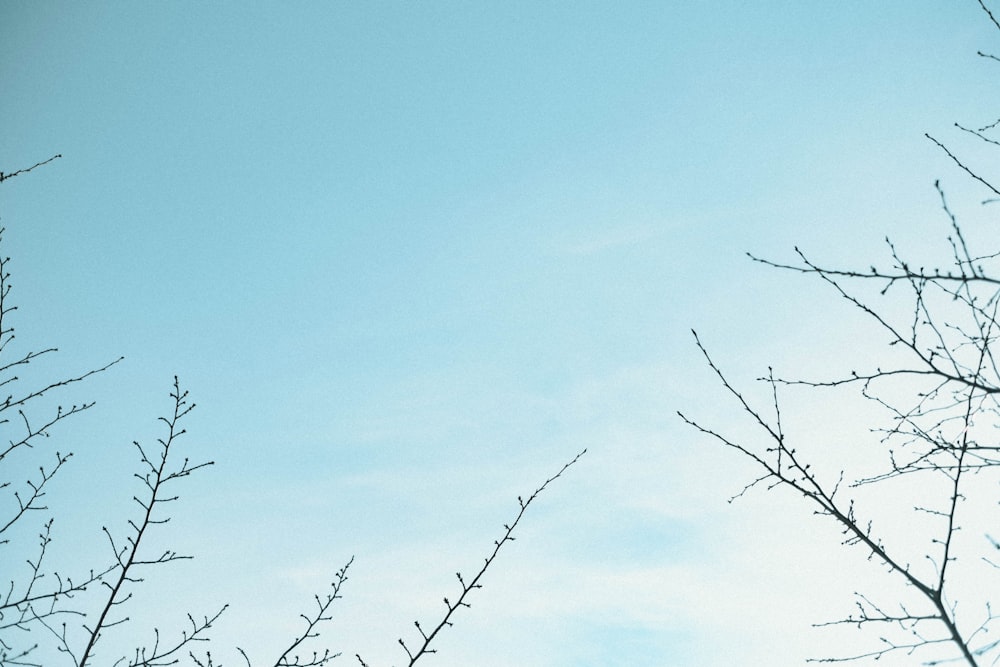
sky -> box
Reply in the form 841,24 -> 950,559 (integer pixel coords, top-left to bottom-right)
2,2 -> 1000,666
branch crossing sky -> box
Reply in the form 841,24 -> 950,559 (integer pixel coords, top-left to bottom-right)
2,3 -> 998,665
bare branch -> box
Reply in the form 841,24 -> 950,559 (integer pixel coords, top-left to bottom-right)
0,156 -> 62,184
357,449 -> 586,667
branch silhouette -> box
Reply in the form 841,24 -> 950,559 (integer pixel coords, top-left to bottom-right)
357,449 -> 586,667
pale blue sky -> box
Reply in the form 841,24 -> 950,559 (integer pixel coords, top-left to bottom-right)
2,2 -> 998,665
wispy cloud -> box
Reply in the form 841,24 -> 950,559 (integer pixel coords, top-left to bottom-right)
561,224 -> 662,256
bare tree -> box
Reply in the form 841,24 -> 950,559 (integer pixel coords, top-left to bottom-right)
0,157 -> 584,666
681,4 -> 1000,665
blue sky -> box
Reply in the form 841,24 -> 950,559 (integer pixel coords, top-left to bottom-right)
2,2 -> 999,665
